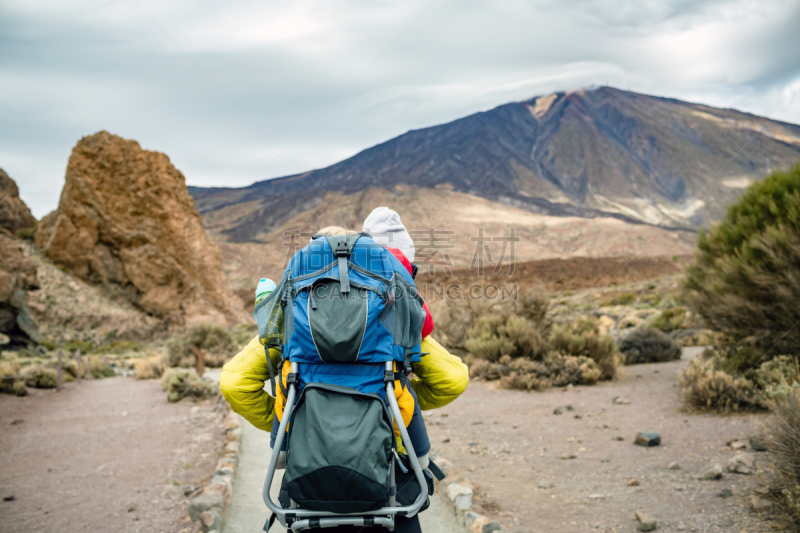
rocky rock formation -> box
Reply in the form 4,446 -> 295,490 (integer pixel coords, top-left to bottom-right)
0,168 -> 37,234
0,229 -> 39,346
36,131 -> 245,326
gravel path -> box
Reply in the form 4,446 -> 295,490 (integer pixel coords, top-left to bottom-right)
424,347 -> 774,533
0,376 -> 224,533
223,416 -> 466,533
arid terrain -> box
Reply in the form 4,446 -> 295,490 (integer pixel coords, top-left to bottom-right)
0,377 -> 226,533
426,348 -> 774,533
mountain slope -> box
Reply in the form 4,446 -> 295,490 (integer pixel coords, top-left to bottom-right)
191,86 -> 800,243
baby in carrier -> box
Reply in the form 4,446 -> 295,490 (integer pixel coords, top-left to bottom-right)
261,215 -> 433,468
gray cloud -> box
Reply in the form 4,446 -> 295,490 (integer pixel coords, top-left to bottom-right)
1,0 -> 798,217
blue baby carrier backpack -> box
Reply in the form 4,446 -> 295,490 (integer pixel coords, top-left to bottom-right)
256,232 -> 434,531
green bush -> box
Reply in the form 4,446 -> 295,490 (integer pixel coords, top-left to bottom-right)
679,350 -> 765,412
465,313 -> 546,362
756,355 -> 800,400
160,369 -> 216,402
166,323 -> 236,368
766,390 -> 800,529
549,318 -> 621,380
24,367 -> 58,389
684,164 -> 800,367
649,307 -> 688,332
601,293 -> 636,307
15,226 -> 36,241
619,327 -> 682,365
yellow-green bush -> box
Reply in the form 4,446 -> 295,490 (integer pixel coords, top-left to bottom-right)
0,360 -> 26,395
465,313 -> 546,362
549,318 -> 621,380
600,293 -> 636,307
766,390 -> 800,529
679,350 -> 764,412
160,369 -> 216,402
649,307 -> 688,332
24,367 -> 58,389
166,324 -> 236,368
134,355 -> 165,380
756,355 -> 800,400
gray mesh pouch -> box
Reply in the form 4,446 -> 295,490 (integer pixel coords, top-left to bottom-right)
378,274 -> 426,348
284,384 -> 393,513
255,272 -> 292,347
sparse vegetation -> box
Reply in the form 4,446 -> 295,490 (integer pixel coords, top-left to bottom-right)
166,323 -> 236,368
679,350 -> 765,412
601,292 -> 636,307
755,355 -> 800,400
619,327 -> 681,365
648,307 -> 688,332
766,390 -> 800,529
24,367 -> 58,389
549,318 -> 621,380
444,288 -> 620,390
160,368 -> 216,402
134,355 -> 166,380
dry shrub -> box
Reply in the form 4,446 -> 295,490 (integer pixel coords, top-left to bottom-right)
433,298 -> 493,353
24,367 -> 58,389
600,292 -> 636,307
549,318 -> 621,380
767,390 -> 800,530
756,355 -> 800,400
134,355 -> 165,380
678,329 -> 721,347
619,327 -> 682,365
679,350 -> 765,412
160,368 -> 216,402
166,324 -> 236,368
472,353 -> 600,391
465,313 -> 546,362
649,307 -> 688,332
0,360 -> 26,396
513,288 -> 550,330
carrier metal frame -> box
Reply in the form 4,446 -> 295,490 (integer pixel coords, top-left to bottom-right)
263,361 -> 429,531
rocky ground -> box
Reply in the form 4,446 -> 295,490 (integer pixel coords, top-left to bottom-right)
0,376 -> 226,533
425,347 -> 779,533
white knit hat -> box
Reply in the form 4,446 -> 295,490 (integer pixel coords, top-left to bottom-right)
362,207 -> 415,262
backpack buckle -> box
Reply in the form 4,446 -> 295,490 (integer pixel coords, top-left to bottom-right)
334,240 -> 349,257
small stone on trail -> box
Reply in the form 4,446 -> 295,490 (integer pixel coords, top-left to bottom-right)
128,507 -> 136,512
729,440 -> 747,450
574,415 -> 582,419
10,419 -> 23,425
3,495 -> 15,502
615,436 -> 624,441
634,432 -> 661,447
635,512 -> 657,532
566,405 -> 574,411
628,479 -> 640,486
717,488 -> 733,498
698,464 -> 723,480
636,375 -> 643,379
750,496 -> 773,513
442,439 -> 450,443
668,462 -> 680,470
749,435 -> 768,452
553,409 -> 563,415
600,456 -> 610,463
614,397 -> 631,405
612,396 -> 620,404
537,480 -> 553,489
728,453 -> 756,475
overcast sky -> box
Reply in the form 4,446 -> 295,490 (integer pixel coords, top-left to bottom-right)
2,0 -> 799,218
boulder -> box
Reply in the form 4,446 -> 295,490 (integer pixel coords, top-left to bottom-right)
36,132 -> 245,325
0,230 -> 39,344
188,493 -> 224,522
0,169 -> 36,234
727,453 -> 756,475
635,511 -> 657,532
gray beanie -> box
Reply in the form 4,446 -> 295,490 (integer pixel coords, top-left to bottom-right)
362,207 -> 415,262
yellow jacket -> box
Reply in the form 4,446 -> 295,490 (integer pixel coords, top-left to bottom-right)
220,335 -> 469,435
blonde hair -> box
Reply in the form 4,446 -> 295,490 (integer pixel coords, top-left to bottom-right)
317,226 -> 357,236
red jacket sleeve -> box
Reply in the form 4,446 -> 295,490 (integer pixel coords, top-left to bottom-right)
387,247 -> 435,339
